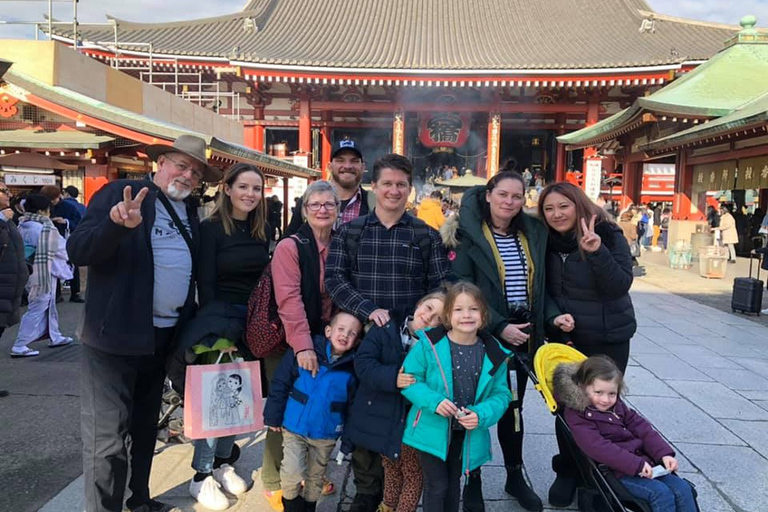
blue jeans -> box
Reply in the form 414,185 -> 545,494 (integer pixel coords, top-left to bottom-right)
192,435 -> 237,474
620,474 -> 697,512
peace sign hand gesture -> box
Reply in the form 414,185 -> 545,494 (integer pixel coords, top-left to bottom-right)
579,214 -> 602,253
109,186 -> 149,229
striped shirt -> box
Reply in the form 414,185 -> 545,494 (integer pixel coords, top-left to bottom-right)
492,231 -> 528,304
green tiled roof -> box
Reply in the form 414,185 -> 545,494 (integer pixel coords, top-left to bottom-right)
636,42 -> 768,117
557,104 -> 644,148
641,93 -> 768,151
2,70 -> 319,179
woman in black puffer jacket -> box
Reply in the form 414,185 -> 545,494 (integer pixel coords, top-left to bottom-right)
538,182 -> 637,508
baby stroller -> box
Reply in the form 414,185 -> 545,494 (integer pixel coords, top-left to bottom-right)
514,344 -> 700,512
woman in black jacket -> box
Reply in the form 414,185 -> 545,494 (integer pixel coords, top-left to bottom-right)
183,162 -> 270,510
538,182 -> 636,507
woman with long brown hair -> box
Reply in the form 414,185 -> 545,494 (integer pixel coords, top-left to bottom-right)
538,182 -> 636,508
172,163 -> 270,510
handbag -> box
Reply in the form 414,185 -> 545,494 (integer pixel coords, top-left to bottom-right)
245,262 -> 287,358
629,240 -> 641,258
183,352 -> 264,440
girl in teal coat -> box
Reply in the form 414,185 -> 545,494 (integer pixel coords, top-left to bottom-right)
401,282 -> 512,512
441,170 -> 572,511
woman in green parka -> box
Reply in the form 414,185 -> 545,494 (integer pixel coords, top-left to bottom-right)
440,170 -> 574,512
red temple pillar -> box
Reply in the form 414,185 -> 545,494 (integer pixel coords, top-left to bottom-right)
321,112 -> 332,180
299,96 -> 311,155
486,110 -> 501,177
243,125 -> 265,152
555,114 -> 567,182
620,161 -> 643,210
672,150 -> 704,220
393,109 -> 405,155
582,96 -> 600,183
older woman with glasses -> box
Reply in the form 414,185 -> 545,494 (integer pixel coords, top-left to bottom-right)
261,180 -> 340,510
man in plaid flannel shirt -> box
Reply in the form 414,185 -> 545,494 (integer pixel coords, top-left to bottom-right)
325,153 -> 453,512
325,153 -> 453,327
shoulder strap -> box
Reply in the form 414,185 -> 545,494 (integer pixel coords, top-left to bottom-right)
344,215 -> 369,270
155,189 -> 194,253
410,218 -> 432,271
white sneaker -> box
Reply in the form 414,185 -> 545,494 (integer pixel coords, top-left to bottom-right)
189,475 -> 230,510
49,337 -> 73,348
213,464 -> 248,496
10,346 -> 39,358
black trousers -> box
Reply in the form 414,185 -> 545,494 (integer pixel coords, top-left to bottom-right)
554,341 -> 631,477
351,446 -> 384,496
81,327 -> 174,512
496,362 -> 529,467
419,429 -> 466,512
70,266 -> 81,297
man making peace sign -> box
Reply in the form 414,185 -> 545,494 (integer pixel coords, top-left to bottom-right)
67,135 -> 222,512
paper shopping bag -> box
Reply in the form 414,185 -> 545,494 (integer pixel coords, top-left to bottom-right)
184,359 -> 264,440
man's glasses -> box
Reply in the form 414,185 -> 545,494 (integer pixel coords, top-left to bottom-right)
305,201 -> 337,212
164,155 -> 203,181
0,188 -> 10,195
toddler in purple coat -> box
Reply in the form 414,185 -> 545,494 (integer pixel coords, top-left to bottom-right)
553,355 -> 696,512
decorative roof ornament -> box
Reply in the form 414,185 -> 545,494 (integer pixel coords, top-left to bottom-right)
639,14 -> 656,34
242,17 -> 257,34
724,15 -> 767,48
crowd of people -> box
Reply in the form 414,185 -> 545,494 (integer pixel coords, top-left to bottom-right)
0,134 -> 702,512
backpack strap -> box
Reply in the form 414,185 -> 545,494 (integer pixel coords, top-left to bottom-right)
344,215 -> 369,272
410,217 -> 433,273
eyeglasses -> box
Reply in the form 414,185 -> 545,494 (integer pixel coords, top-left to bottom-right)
305,201 -> 338,212
164,155 -> 204,181
0,188 -> 10,195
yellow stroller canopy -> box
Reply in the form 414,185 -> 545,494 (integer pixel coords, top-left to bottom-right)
533,343 -> 587,413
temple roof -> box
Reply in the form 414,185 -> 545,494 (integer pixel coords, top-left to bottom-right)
50,0 -> 742,73
641,93 -> 768,151
558,17 -> 768,148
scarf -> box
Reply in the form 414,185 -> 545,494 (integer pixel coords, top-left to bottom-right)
21,213 -> 58,300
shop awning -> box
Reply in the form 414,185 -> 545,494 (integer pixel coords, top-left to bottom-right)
0,129 -> 115,149
0,152 -> 78,170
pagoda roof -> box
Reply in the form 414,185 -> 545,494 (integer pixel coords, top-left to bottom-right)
50,0 -> 742,74
641,93 -> 768,152
558,17 -> 768,148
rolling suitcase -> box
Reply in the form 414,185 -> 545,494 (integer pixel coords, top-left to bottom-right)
732,253 -> 763,315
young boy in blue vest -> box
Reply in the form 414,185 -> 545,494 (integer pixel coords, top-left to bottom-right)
264,311 -> 362,512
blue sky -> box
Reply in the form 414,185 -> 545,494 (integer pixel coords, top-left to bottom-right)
0,1 -> 765,40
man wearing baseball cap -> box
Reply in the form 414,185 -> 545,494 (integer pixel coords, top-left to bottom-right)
284,137 -> 375,236
68,134 -> 222,512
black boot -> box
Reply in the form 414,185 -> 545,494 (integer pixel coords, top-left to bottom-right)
548,454 -> 578,507
282,496 -> 306,512
462,468 -> 485,512
504,465 -> 543,512
304,501 -> 317,512
349,493 -> 380,512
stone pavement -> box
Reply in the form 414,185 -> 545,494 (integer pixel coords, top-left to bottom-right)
31,277 -> 768,512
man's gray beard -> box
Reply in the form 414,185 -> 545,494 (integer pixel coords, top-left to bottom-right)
167,182 -> 191,201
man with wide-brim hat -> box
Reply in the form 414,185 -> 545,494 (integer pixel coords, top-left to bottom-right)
68,134 -> 215,512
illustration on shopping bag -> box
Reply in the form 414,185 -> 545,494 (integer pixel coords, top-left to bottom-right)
204,370 -> 252,430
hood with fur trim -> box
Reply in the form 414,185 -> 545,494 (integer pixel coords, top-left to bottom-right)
552,362 -> 591,412
440,214 -> 460,249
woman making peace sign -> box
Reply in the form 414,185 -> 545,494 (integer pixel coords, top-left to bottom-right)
538,182 -> 637,508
